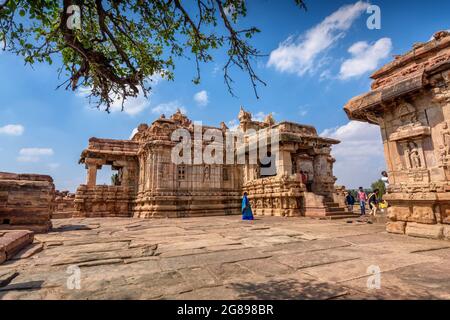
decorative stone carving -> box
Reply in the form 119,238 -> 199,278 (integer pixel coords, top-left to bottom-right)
344,31 -> 450,241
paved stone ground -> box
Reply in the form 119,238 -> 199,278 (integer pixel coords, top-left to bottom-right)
1,216 -> 450,300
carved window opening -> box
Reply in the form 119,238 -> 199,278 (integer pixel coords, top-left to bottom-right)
96,164 -> 121,186
178,165 -> 186,180
2,219 -> 10,225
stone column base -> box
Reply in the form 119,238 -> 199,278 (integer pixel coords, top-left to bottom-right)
384,193 -> 450,240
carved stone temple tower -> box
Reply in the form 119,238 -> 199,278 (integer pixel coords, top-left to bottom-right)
344,31 -> 450,240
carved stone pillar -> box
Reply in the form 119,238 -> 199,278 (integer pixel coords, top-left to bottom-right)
85,158 -> 103,187
277,150 -> 292,177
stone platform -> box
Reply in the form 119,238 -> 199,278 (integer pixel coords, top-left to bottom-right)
1,216 -> 450,300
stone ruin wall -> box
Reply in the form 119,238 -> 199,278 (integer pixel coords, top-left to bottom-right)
345,31 -> 450,240
74,138 -> 139,218
53,191 -> 76,219
0,172 -> 54,233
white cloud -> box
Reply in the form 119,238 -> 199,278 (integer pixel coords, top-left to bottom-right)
339,38 -> 392,79
108,90 -> 151,116
227,119 -> 239,131
267,1 -> 370,76
129,127 -> 138,139
298,105 -> 309,117
193,90 -> 209,107
0,124 -> 25,136
321,121 -> 386,189
253,111 -> 277,122
17,148 -> 54,163
151,100 -> 187,116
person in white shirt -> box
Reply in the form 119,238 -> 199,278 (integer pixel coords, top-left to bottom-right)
381,171 -> 389,192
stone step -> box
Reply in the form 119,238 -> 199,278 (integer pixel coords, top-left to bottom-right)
325,207 -> 347,213
324,202 -> 340,207
318,214 -> 361,220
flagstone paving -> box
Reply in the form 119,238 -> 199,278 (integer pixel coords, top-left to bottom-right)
0,216 -> 449,300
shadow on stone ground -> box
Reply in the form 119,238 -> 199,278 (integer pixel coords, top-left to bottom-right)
229,278 -> 347,300
0,280 -> 44,298
51,225 -> 92,232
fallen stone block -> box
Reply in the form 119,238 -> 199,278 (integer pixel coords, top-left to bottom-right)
386,221 -> 406,235
0,230 -> 34,263
405,222 -> 444,240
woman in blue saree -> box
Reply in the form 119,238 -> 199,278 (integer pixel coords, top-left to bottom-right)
241,192 -> 254,220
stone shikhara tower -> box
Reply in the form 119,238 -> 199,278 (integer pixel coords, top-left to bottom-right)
345,31 -> 450,240
75,108 -> 349,219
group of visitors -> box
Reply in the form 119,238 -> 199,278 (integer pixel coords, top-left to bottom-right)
344,171 -> 389,217
242,171 -> 390,221
345,188 -> 386,217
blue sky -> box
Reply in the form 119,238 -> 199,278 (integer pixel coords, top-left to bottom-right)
1,0 -> 449,191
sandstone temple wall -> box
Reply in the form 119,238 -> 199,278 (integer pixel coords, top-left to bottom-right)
344,31 -> 450,240
74,138 -> 139,217
0,172 -> 54,233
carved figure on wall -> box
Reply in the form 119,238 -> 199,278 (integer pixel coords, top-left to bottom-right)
407,142 -> 422,169
203,165 -> 211,182
439,145 -> 448,166
398,102 -> 419,126
288,198 -> 297,209
254,166 -> 260,180
256,199 -> 263,208
441,122 -> 450,156
273,198 -> 280,209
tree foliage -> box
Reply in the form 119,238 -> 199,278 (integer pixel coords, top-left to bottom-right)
0,0 -> 306,112
370,179 -> 386,198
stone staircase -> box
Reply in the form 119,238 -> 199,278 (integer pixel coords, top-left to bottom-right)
321,197 -> 360,220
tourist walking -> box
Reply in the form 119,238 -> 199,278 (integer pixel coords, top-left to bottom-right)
241,192 -> 254,221
357,187 -> 367,216
368,189 -> 379,217
345,192 -> 355,213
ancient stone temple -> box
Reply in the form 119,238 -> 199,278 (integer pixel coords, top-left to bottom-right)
75,108 -> 349,218
344,31 -> 450,240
